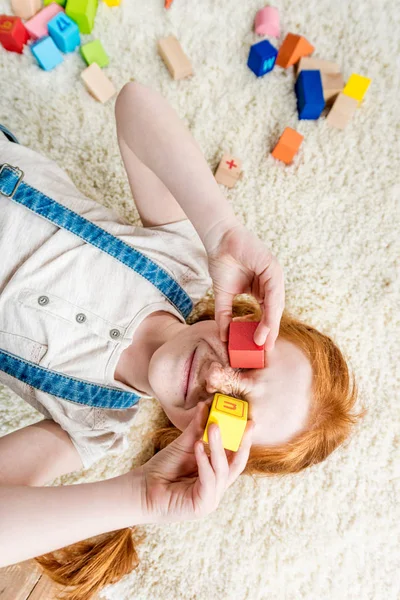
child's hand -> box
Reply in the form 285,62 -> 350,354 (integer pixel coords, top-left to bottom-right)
137,402 -> 255,525
206,223 -> 285,349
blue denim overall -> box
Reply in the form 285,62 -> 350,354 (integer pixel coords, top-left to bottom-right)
0,128 -> 193,410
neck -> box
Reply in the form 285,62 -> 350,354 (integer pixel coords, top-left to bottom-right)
114,311 -> 184,395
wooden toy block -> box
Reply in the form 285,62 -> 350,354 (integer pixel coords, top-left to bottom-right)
25,3 -> 63,40
103,0 -> 121,6
321,72 -> 344,105
44,0 -> 66,6
295,70 -> 325,120
342,73 -> 371,104
214,155 -> 242,188
157,35 -> 193,80
247,39 -> 277,77
30,35 -> 64,70
326,92 -> 358,130
81,62 -> 116,103
271,127 -> 303,165
65,0 -> 98,34
165,0 -> 174,7
48,13 -> 80,53
202,393 -> 248,452
80,39 -> 109,67
11,0 -> 41,20
228,321 -> 265,369
0,15 -> 29,53
254,6 -> 280,37
296,57 -> 340,77
276,33 -> 314,68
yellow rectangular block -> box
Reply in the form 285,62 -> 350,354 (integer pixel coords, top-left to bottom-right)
342,73 -> 371,104
202,393 -> 248,452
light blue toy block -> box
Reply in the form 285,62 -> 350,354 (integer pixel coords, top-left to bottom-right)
30,35 -> 64,70
48,13 -> 80,53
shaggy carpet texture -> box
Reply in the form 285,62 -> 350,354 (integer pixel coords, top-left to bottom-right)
0,0 -> 399,598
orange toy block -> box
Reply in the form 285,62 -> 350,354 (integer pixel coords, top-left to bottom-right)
326,92 -> 358,130
228,321 -> 265,369
158,35 -> 193,80
165,0 -> 174,7
81,62 -> 116,103
276,33 -> 314,68
271,127 -> 303,165
214,154 -> 242,188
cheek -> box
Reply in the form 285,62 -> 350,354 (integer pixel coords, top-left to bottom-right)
160,402 -> 194,433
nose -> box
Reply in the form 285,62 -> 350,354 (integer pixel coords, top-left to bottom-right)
205,361 -> 241,396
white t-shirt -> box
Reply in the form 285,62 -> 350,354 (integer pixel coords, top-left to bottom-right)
0,140 -> 212,468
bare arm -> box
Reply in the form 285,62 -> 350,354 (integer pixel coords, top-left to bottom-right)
114,82 -> 240,249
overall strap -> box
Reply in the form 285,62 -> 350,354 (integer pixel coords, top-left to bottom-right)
0,163 -> 193,320
0,348 -> 140,409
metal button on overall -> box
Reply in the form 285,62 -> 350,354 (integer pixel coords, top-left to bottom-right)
38,295 -> 49,306
110,328 -> 121,339
76,313 -> 86,323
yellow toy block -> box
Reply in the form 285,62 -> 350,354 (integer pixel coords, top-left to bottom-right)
342,73 -> 371,104
103,0 -> 121,6
202,393 -> 248,452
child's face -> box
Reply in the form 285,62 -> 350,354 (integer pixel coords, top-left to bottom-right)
148,320 -> 313,446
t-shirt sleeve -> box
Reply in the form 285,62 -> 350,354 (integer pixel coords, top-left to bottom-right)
145,219 -> 213,306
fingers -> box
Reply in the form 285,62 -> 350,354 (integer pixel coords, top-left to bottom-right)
214,293 -> 233,343
254,258 -> 285,350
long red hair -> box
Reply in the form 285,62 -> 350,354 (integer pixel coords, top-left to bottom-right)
35,294 -> 365,599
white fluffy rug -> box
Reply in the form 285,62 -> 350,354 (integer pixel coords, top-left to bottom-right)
0,0 -> 399,598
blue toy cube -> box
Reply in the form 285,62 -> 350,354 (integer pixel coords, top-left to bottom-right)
247,40 -> 277,77
30,35 -> 64,71
295,70 -> 325,120
48,13 -> 80,53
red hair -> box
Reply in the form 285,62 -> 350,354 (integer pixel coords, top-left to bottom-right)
35,294 -> 365,598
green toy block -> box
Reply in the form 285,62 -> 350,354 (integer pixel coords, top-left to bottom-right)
44,0 -> 67,6
65,0 -> 98,34
80,39 -> 109,67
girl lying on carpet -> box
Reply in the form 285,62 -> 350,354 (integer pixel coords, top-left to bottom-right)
0,83 -> 362,599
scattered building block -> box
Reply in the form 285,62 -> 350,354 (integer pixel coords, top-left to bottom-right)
214,155 -> 242,188
247,39 -> 277,77
48,12 -> 80,52
80,39 -> 109,67
254,6 -> 280,37
202,393 -> 248,452
326,92 -> 358,130
295,70 -> 325,120
30,34 -> 64,70
343,73 -> 371,104
0,15 -> 29,53
296,56 -> 340,77
44,0 -> 66,6
276,33 -> 314,68
228,321 -> 265,369
165,0 -> 174,7
103,0 -> 120,5
11,0 -> 41,20
321,72 -> 344,104
271,127 -> 303,165
157,35 -> 193,80
25,2 -> 63,40
81,62 -> 116,103
65,0 -> 98,34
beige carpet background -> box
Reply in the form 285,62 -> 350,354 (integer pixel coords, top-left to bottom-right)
0,0 -> 399,598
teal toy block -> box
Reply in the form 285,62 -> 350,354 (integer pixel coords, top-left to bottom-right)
44,0 -> 67,6
65,0 -> 98,34
80,39 -> 109,67
30,35 -> 64,70
48,13 -> 80,52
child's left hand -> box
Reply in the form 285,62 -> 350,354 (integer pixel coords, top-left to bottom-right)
205,223 -> 285,350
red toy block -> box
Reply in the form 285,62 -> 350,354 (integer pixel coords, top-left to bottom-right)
0,15 -> 29,53
228,322 -> 265,369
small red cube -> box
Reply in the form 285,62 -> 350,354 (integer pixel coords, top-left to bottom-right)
228,321 -> 265,369
0,15 -> 29,54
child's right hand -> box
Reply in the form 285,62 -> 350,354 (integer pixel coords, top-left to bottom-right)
136,402 -> 255,525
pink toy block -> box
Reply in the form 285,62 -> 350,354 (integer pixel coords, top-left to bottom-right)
254,6 -> 280,38
25,2 -> 63,40
228,321 -> 265,369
